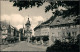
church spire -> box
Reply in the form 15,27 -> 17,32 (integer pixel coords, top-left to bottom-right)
25,18 -> 31,26
28,18 -> 29,21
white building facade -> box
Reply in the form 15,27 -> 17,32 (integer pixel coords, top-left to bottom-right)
34,15 -> 80,46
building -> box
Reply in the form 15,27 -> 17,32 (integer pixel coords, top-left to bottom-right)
34,21 -> 49,36
49,16 -> 80,45
0,21 -> 19,44
24,18 -> 32,42
34,15 -> 80,46
1,25 -> 8,40
34,16 -> 55,45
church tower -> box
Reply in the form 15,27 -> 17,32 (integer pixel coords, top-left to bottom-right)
25,18 -> 32,42
25,18 -> 31,30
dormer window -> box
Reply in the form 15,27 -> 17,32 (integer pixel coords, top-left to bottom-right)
56,20 -> 60,22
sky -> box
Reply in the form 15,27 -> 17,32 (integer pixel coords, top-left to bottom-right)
1,1 -> 66,35
1,1 -> 53,35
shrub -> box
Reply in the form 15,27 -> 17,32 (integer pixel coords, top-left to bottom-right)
36,37 -> 40,41
46,40 -> 79,52
6,36 -> 18,43
42,36 -> 49,41
76,34 -> 80,45
30,36 -> 36,42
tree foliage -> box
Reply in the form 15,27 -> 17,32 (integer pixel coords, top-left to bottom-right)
10,0 -> 44,11
46,40 -> 79,52
10,0 -> 79,17
36,37 -> 40,41
30,36 -> 36,42
45,1 -> 79,18
76,34 -> 80,45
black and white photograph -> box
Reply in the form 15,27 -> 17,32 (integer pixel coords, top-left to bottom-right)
0,0 -> 80,52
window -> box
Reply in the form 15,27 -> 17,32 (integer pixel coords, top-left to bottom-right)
58,32 -> 61,37
58,27 -> 61,29
52,33 -> 54,34
68,25 -> 70,28
65,27 -> 68,29
77,25 -> 80,28
60,27 -> 61,29
71,26 -> 74,28
72,31 -> 77,37
63,32 -> 65,35
72,32 -> 74,36
67,32 -> 71,37
74,32 -> 77,36
52,33 -> 54,36
73,25 -> 76,28
63,27 -> 65,29
58,32 -> 59,35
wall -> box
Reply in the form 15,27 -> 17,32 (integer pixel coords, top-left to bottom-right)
41,27 -> 50,36
34,28 -> 41,36
34,26 -> 50,36
49,24 -> 80,46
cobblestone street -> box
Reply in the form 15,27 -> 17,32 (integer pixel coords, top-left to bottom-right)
1,41 -> 47,51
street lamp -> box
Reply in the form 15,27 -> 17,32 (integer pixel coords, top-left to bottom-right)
0,23 -> 2,31
0,21 -> 3,45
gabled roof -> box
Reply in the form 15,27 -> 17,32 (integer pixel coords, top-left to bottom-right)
41,16 -> 56,25
50,16 -> 77,26
34,15 -> 79,31
34,16 -> 56,31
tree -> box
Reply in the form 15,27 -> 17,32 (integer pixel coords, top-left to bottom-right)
10,0 -> 79,17
36,37 -> 40,41
14,28 -> 18,36
10,0 -> 44,11
30,36 -> 36,42
76,34 -> 80,45
46,40 -> 79,52
19,28 -> 24,40
45,1 -> 79,18
8,25 -> 11,34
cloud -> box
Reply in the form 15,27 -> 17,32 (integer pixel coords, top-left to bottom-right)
1,15 -> 11,22
1,14 -> 44,32
16,25 -> 23,30
24,16 -> 44,29
31,16 -> 44,29
1,14 -> 24,29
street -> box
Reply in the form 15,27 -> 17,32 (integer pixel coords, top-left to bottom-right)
1,41 -> 47,51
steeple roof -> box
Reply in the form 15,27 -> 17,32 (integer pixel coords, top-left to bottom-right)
25,18 -> 31,25
34,15 -> 79,31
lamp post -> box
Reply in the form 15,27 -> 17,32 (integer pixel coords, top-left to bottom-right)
0,20 -> 3,45
0,23 -> 2,34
